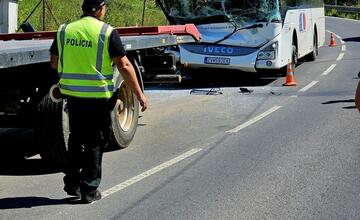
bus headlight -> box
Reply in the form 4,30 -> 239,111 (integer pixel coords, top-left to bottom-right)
257,42 -> 278,60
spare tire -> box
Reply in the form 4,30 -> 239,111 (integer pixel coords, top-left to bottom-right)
35,94 -> 69,168
110,64 -> 140,149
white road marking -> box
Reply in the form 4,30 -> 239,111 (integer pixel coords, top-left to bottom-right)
299,81 -> 319,92
26,154 -> 41,159
336,53 -> 344,61
341,45 -> 346,51
101,148 -> 202,200
226,106 -> 282,133
341,40 -> 345,45
290,95 -> 298,98
322,64 -> 337,76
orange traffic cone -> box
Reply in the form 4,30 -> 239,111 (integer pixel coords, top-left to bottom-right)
329,32 -> 337,47
283,60 -> 297,86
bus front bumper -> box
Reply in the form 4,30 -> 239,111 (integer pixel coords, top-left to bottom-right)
179,48 -> 284,73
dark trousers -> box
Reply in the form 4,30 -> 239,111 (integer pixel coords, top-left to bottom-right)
63,97 -> 112,195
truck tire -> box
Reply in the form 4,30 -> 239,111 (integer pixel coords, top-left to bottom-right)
281,43 -> 297,76
110,65 -> 140,149
35,94 -> 69,168
305,31 -> 318,61
291,44 -> 297,72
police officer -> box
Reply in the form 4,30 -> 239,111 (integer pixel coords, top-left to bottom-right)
50,0 -> 147,203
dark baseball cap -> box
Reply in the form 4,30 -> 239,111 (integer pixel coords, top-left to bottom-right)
82,0 -> 108,12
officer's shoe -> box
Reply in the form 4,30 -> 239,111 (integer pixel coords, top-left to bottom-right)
81,190 -> 102,204
64,187 -> 81,197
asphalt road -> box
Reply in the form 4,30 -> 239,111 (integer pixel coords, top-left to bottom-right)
0,17 -> 359,220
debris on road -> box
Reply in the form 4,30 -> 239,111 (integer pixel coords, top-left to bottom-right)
239,87 -> 254,94
190,88 -> 223,95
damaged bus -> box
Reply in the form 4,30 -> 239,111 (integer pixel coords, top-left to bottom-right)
156,0 -> 325,77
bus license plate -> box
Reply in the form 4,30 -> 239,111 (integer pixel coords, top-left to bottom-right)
204,57 -> 230,65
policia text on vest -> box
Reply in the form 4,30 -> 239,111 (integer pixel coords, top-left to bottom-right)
66,38 -> 93,48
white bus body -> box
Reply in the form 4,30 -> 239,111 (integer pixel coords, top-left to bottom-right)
157,0 -> 325,74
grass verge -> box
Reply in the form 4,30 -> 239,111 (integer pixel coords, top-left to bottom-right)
18,0 -> 168,31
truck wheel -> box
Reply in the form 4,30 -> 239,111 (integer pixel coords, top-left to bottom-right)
110,65 -> 140,149
291,44 -> 297,72
305,32 -> 318,61
35,94 -> 69,168
281,43 -> 297,76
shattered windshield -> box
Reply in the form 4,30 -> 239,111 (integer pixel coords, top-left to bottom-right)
157,0 -> 281,25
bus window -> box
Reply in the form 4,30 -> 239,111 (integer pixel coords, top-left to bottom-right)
280,0 -> 323,12
159,0 -> 281,25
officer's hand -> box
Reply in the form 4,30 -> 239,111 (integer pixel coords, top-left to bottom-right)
138,93 -> 148,112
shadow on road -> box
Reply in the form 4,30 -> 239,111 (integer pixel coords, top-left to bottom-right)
0,158 -> 61,176
322,99 -> 355,104
0,196 -> 78,209
145,70 -> 278,91
322,99 -> 357,109
343,37 -> 360,42
0,128 -> 61,176
0,128 -> 37,159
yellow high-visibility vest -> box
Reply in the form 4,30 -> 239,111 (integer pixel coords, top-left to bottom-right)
57,16 -> 114,98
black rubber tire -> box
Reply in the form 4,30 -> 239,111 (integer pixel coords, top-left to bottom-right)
281,44 -> 297,76
35,94 -> 69,168
110,63 -> 140,149
305,33 -> 318,61
291,44 -> 297,72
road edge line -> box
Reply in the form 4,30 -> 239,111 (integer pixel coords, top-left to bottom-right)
101,148 -> 202,200
322,64 -> 337,76
226,106 -> 282,133
299,81 -> 319,92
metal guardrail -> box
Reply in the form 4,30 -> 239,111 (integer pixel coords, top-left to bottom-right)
325,5 -> 360,14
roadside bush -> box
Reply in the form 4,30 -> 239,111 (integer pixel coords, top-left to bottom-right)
325,8 -> 360,20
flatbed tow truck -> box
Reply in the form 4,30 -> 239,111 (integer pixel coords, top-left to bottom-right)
0,25 -> 201,167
